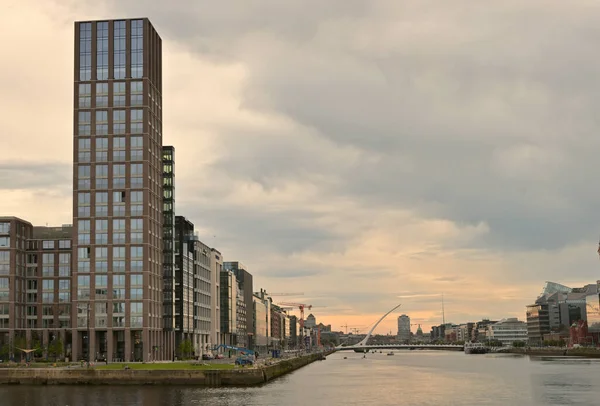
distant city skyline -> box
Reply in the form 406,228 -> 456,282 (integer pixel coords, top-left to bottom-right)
3,0 -> 600,334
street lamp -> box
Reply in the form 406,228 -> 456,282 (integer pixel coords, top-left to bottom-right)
87,303 -> 90,368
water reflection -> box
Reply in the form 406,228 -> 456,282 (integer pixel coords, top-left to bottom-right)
2,352 -> 600,406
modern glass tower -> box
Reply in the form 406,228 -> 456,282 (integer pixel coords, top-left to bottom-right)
71,18 -> 169,362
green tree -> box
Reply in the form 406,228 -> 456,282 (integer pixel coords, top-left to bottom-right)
48,338 -> 64,361
512,341 -> 526,348
178,340 -> 194,360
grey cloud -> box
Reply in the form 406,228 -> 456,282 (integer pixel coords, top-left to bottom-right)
59,0 -> 600,254
0,162 -> 71,191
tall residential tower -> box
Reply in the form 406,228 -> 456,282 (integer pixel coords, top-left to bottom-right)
72,18 -> 168,362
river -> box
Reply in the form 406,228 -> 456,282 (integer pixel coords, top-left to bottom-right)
2,351 -> 600,405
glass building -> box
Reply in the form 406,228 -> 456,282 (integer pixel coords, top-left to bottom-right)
72,19 -> 169,362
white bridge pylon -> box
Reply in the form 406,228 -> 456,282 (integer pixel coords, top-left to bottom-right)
336,303 -> 402,349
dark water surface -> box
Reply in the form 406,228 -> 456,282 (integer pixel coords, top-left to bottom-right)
2,351 -> 600,405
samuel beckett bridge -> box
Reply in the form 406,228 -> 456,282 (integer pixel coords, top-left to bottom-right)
334,304 -> 464,353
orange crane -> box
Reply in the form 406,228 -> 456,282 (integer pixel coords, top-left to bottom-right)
269,293 -> 304,297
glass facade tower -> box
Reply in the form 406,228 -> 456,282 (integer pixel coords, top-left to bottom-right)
72,19 -> 170,362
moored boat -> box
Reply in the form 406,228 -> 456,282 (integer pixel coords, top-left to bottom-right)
464,342 -> 489,354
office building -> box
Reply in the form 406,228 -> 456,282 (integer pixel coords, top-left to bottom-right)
223,262 -> 253,349
486,318 -> 528,346
219,269 -> 237,346
174,216 -> 213,357
397,314 -> 411,342
72,18 -> 167,362
162,146 -> 175,333
0,217 -> 74,361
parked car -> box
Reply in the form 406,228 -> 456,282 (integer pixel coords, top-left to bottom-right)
202,354 -> 214,360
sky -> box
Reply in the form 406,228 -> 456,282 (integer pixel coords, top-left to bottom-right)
2,0 -> 600,335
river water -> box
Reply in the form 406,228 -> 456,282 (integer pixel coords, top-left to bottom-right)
2,351 -> 600,406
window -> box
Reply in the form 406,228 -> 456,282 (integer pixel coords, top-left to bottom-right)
131,260 -> 143,272
78,83 -> 91,108
113,275 -> 125,287
42,280 -> 54,291
113,109 -> 126,134
79,22 -> 92,80
78,275 -> 90,287
42,293 -> 54,303
113,302 -> 125,313
95,110 -> 108,135
78,165 -> 90,178
131,164 -> 143,176
131,246 -> 143,259
78,112 -> 91,136
79,138 -> 91,151
131,109 -> 143,134
95,275 -> 108,288
78,151 -> 91,163
131,20 -> 144,78
96,83 -> 108,108
130,288 -> 143,300
131,136 -> 143,149
95,247 -> 108,259
131,191 -> 143,203
78,219 -> 90,233
130,274 -> 143,286
113,82 -> 126,106
114,21 -> 126,79
113,164 -> 126,177
130,302 -> 143,314
95,219 -> 108,232
59,240 -> 71,249
96,192 -> 108,205
113,288 -> 125,299
96,151 -> 108,162
42,240 -> 55,249
113,246 -> 126,259
0,223 -> 9,234
113,233 -> 126,244
130,150 -> 143,161
78,192 -> 90,209
0,237 -> 9,248
113,260 -> 126,272
113,191 -> 126,204
131,81 -> 143,106
114,137 -> 126,149
0,278 -> 9,289
96,22 -> 109,80
130,218 -> 143,231
113,150 -> 126,162
78,247 -> 90,260
96,164 -> 108,178
96,137 -> 108,150
113,219 -> 125,231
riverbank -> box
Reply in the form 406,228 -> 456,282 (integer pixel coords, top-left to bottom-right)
0,352 -> 331,386
506,347 -> 600,358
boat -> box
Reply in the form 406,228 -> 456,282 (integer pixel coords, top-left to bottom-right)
387,352 -> 394,356
464,342 -> 489,354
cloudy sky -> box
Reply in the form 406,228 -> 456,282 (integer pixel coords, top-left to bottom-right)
3,0 -> 600,334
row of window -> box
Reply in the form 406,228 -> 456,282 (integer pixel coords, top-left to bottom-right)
78,109 -> 143,136
78,246 -> 144,260
78,218 -> 144,232
79,136 -> 143,151
79,82 -> 143,108
78,232 -> 144,245
79,149 -> 144,163
77,274 -> 143,288
79,20 -> 144,81
77,288 -> 143,300
77,260 -> 143,273
78,163 -> 144,178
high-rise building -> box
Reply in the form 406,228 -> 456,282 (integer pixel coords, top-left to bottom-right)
174,216 -> 214,357
162,146 -> 175,335
219,269 -> 237,346
397,314 -> 411,343
210,248 -> 222,349
72,18 -> 168,362
223,262 -> 253,349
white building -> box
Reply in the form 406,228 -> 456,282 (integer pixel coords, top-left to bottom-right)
486,318 -> 528,346
397,315 -> 411,342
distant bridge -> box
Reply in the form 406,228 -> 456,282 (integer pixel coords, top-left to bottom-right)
335,343 -> 463,352
333,303 -> 463,353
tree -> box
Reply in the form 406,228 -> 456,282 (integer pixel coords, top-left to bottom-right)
48,338 -> 64,361
512,341 -> 526,348
178,340 -> 194,360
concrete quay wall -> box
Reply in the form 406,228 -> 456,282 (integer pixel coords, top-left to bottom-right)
0,352 -> 329,386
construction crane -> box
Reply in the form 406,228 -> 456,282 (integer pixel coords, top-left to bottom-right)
269,293 -> 304,296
